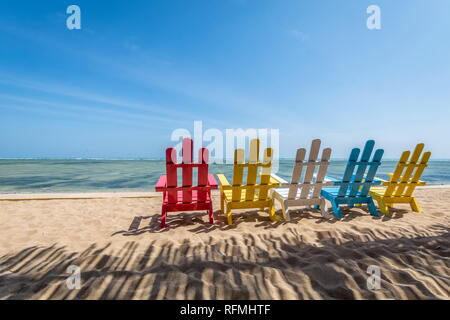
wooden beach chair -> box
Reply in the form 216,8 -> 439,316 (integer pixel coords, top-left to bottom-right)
155,138 -> 218,228
269,139 -> 332,220
369,143 -> 431,214
321,140 -> 384,218
217,139 -> 280,225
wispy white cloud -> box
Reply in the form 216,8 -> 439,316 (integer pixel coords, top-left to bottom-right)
0,100 -> 164,131
0,93 -> 188,129
86,51 -> 287,126
0,20 -> 280,126
288,29 -> 309,41
0,74 -> 201,125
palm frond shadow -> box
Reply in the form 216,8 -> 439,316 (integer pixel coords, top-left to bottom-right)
1,225 -> 448,300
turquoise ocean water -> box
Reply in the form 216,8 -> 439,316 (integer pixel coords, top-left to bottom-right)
0,159 -> 449,193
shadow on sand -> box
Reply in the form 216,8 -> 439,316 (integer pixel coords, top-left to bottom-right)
112,204 -> 410,236
1,223 -> 448,300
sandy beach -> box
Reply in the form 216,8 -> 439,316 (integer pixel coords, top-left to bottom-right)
0,187 -> 449,300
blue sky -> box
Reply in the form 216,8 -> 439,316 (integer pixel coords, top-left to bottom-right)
0,0 -> 449,159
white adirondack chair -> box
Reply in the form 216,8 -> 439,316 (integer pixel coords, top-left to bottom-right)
270,139 -> 332,220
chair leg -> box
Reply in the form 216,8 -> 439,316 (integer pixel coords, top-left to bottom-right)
160,207 -> 168,229
226,205 -> 233,225
319,199 -> 329,218
376,198 -> 389,214
208,203 -> 215,224
280,200 -> 290,221
410,198 -> 422,212
220,192 -> 225,214
368,198 -> 380,217
269,201 -> 280,222
330,199 -> 343,218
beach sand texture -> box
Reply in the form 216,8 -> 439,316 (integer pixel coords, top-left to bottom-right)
0,188 -> 449,300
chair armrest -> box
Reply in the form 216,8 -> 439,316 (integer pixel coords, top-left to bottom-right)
207,174 -> 218,189
371,179 -> 383,186
270,173 -> 289,184
374,176 -> 390,186
155,175 -> 167,192
330,176 -> 383,187
324,176 -> 339,183
416,180 -> 426,186
268,176 -> 281,186
217,174 -> 231,189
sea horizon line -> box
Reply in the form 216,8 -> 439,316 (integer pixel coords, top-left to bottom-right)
1,157 -> 450,161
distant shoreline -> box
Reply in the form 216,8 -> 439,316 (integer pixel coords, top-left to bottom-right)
2,158 -> 450,161
1,159 -> 449,194
1,185 -> 449,201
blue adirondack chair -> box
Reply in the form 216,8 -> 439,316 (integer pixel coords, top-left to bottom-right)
320,140 -> 384,218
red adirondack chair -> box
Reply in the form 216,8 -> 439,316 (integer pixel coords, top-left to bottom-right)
155,138 -> 218,228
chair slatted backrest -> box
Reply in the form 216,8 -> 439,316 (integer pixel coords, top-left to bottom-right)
384,143 -> 431,197
231,139 -> 273,202
181,138 -> 193,203
197,147 -> 210,203
287,139 -> 332,200
165,138 -> 210,204
337,140 -> 384,197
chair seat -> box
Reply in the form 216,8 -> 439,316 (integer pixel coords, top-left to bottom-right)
164,190 -> 211,204
321,187 -> 368,198
272,187 -> 316,199
223,189 -> 270,202
369,187 -> 387,196
369,187 -> 414,200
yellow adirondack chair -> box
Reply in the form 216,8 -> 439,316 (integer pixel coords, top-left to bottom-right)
217,139 -> 281,225
369,143 -> 431,214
